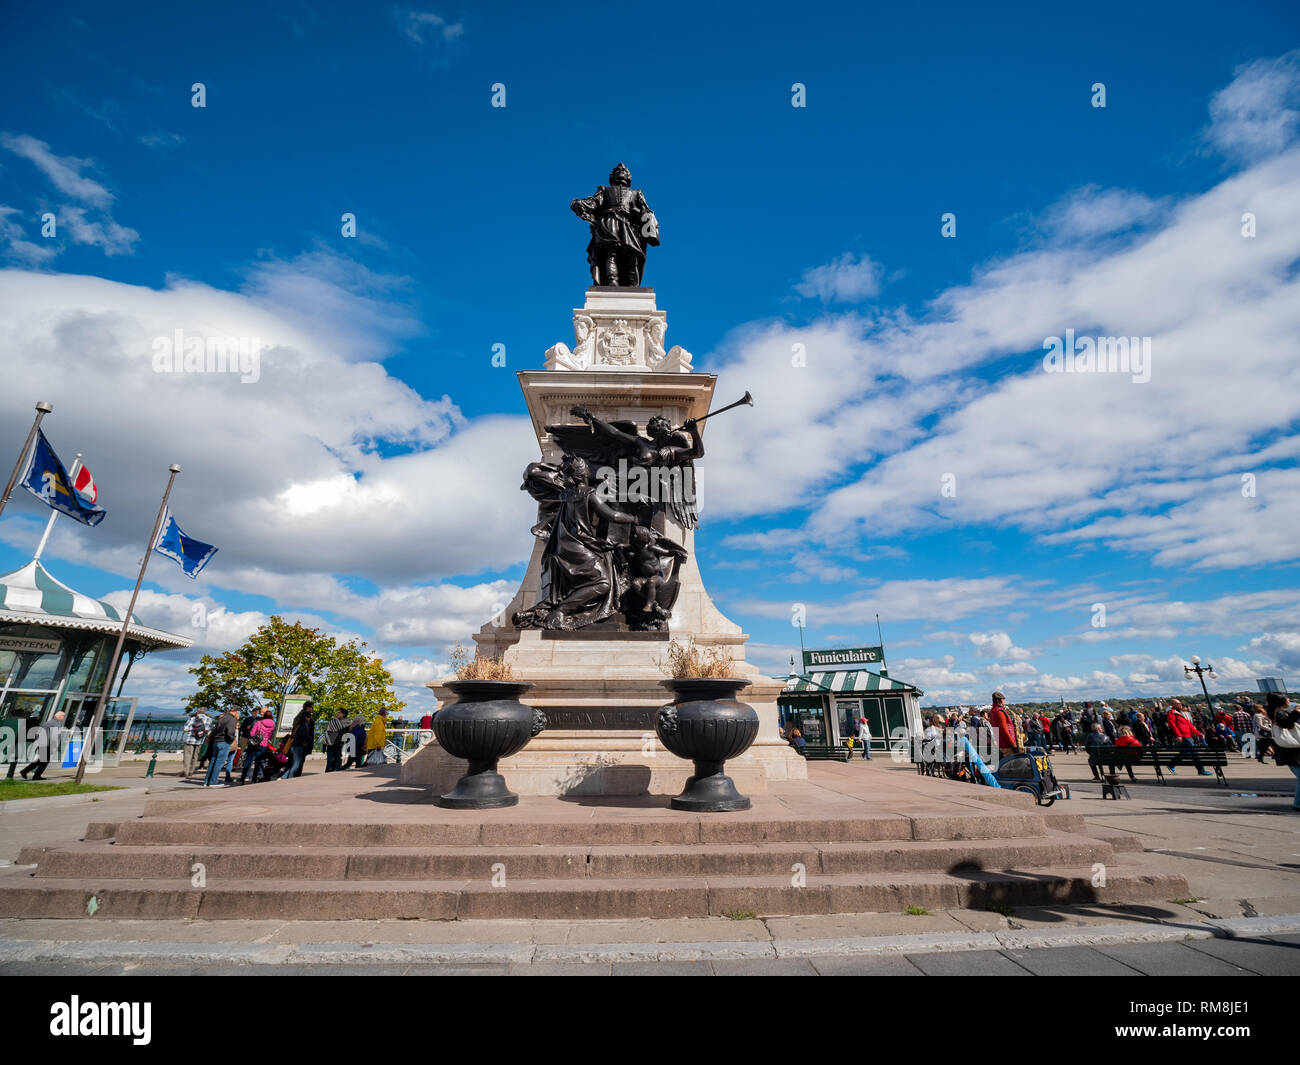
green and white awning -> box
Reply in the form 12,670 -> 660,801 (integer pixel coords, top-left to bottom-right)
0,560 -> 191,651
783,670 -> 918,695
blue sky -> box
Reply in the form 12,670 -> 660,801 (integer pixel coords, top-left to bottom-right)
1,1 -> 1298,711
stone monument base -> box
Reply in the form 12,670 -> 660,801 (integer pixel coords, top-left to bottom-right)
406,650 -> 806,797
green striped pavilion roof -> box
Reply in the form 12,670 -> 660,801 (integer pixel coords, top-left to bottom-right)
783,670 -> 920,695
0,560 -> 191,651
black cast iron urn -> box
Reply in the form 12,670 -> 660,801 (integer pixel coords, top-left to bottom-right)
433,680 -> 545,809
655,678 -> 759,812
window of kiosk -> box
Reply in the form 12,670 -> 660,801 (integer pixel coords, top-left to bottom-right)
861,697 -> 888,748
4,649 -> 64,692
836,699 -> 861,745
883,696 -> 907,739
0,691 -> 54,723
64,642 -> 104,693
789,707 -> 825,744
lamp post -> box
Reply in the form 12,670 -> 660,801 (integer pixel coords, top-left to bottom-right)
1184,656 -> 1218,722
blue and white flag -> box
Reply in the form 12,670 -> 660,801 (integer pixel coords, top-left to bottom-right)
153,508 -> 217,579
19,430 -> 107,527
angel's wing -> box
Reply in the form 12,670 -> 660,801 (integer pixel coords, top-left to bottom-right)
546,422 -> 641,467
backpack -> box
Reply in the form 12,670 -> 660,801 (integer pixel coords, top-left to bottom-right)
190,716 -> 207,740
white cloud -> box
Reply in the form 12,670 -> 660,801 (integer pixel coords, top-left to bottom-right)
969,631 -> 1033,660
795,253 -> 884,303
1,133 -> 114,206
1246,631 -> 1300,672
1041,185 -> 1165,240
731,577 -> 1025,627
1206,49 -> 1300,163
396,9 -> 466,57
704,140 -> 1300,575
984,661 -> 1038,677
1,133 -> 139,260
0,259 -> 539,596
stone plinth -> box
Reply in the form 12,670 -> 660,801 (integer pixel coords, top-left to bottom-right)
419,288 -> 806,796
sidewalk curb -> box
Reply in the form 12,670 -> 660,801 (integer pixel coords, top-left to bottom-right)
2,913 -> 1298,967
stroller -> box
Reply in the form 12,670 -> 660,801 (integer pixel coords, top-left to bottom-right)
993,745 -> 1070,806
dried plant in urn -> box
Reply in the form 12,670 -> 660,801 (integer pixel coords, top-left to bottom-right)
449,642 -> 516,681
662,637 -> 737,679
434,643 -> 542,809
656,638 -> 758,812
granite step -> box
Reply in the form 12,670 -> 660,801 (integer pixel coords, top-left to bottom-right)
91,808 -> 1051,848
21,832 -> 1114,881
0,863 -> 1186,920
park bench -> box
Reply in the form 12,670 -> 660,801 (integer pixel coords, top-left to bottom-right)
1088,745 -> 1229,797
800,744 -> 853,762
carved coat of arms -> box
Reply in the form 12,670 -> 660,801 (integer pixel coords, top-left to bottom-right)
598,319 -> 637,366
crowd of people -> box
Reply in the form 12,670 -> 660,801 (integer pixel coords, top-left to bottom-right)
181,702 -> 395,787
917,691 -> 1299,807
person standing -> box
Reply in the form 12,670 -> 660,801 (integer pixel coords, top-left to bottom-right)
1231,702 -> 1254,750
343,715 -> 367,769
323,709 -> 348,772
1253,702 -> 1274,763
19,710 -> 65,781
282,702 -> 315,779
1132,711 -> 1154,746
182,710 -> 209,777
987,692 -> 1021,757
240,708 -> 276,784
365,711 -> 388,764
1265,693 -> 1300,811
204,708 -> 239,788
856,716 -> 872,760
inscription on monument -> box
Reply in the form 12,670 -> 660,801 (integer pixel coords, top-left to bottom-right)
543,707 -> 659,731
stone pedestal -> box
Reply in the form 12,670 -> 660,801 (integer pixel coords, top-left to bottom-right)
413,288 -> 806,797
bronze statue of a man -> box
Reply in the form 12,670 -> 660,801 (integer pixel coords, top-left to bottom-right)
571,163 -> 659,287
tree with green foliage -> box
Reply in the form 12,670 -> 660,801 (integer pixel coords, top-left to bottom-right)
186,616 -> 405,723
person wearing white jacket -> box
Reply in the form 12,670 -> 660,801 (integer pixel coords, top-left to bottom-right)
856,717 -> 872,760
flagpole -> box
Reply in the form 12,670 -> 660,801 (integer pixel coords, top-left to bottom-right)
74,463 -> 180,784
32,454 -> 80,561
0,401 -> 54,522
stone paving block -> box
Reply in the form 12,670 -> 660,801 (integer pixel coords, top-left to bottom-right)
1093,942 -> 1254,976
610,960 -> 714,975
710,958 -> 818,976
809,954 -> 925,976
510,962 -> 612,976
1000,945 -> 1143,976
401,963 -> 512,975
1182,936 -> 1300,975
0,961 -> 113,975
906,949 -> 1031,976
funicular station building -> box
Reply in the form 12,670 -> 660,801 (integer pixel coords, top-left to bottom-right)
779,645 -> 924,753
0,558 -> 191,767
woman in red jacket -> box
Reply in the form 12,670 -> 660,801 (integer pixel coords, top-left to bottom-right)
1111,725 -> 1141,781
987,692 -> 1021,756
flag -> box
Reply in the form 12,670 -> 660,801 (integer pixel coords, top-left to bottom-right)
153,508 -> 217,579
19,430 -> 107,527
73,464 -> 97,503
